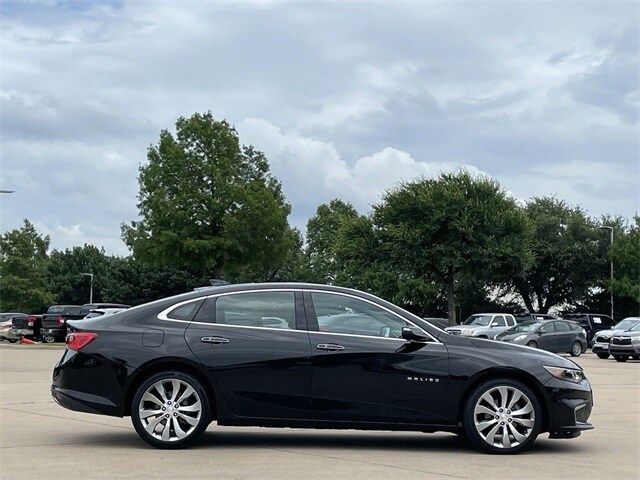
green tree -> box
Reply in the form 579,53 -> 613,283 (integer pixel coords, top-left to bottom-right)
122,112 -> 299,281
47,245 -> 113,305
305,199 -> 359,283
513,197 -> 601,313
0,220 -> 54,312
609,216 -> 640,310
373,171 -> 531,324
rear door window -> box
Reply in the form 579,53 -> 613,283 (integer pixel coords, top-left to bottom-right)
492,315 -> 506,326
215,292 -> 296,330
554,321 -> 570,332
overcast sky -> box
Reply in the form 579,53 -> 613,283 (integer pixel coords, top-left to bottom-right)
1,1 -> 638,254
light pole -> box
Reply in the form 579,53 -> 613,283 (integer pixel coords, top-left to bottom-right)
80,273 -> 94,304
600,226 -> 614,320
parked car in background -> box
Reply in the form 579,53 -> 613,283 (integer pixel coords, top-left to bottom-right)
79,303 -> 130,318
496,319 -> 587,356
592,317 -> 640,359
609,323 -> 640,362
83,308 -> 128,319
52,283 -> 593,453
445,313 -> 517,338
423,317 -> 449,330
514,313 -> 556,324
0,313 -> 21,342
562,313 -> 615,346
41,305 -> 83,342
10,314 -> 42,339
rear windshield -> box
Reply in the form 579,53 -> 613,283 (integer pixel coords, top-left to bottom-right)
47,306 -> 81,315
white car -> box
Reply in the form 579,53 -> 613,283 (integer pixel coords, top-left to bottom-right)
591,317 -> 640,359
445,313 -> 517,339
0,313 -> 21,343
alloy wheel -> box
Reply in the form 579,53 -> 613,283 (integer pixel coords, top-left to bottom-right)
571,342 -> 582,356
138,378 -> 202,442
473,386 -> 535,449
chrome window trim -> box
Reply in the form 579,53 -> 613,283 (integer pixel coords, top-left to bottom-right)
156,288 -> 440,343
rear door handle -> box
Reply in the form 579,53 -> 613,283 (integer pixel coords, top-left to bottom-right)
316,343 -> 345,351
201,336 -> 229,345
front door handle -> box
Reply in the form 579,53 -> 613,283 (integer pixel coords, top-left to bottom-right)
201,336 -> 229,345
316,343 -> 345,351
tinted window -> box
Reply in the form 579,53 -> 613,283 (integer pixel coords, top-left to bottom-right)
311,292 -> 409,338
554,321 -> 570,332
506,316 -> 516,326
492,316 -> 506,326
167,300 -> 204,321
539,323 -> 554,333
215,292 -> 295,330
594,316 -> 614,328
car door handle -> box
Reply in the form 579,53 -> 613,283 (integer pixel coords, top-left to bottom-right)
201,336 -> 229,345
316,343 -> 345,351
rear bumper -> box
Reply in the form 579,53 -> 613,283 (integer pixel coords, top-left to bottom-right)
51,385 -> 119,415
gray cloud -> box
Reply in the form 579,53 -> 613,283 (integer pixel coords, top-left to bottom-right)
0,1 -> 637,254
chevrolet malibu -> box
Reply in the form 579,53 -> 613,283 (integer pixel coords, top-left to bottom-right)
52,283 -> 593,454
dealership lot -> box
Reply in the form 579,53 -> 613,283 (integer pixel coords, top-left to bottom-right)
1,345 -> 638,480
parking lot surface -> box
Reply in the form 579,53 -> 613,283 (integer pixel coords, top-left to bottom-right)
1,345 -> 638,480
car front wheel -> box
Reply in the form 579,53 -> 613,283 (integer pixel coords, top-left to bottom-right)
131,371 -> 210,449
462,379 -> 542,454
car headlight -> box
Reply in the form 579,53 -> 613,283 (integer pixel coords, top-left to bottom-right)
543,366 -> 584,383
513,334 -> 527,342
631,337 -> 640,345
581,328 -> 587,336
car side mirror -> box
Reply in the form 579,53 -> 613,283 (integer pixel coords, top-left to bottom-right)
401,326 -> 429,343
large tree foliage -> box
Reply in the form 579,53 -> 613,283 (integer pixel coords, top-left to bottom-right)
0,220 -> 54,312
305,199 -> 359,284
122,112 -> 299,281
609,216 -> 640,307
47,245 -> 114,305
372,171 -> 531,324
512,197 -> 601,313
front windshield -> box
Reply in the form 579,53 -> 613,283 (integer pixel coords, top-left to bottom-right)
615,319 -> 640,330
507,321 -> 542,333
630,323 -> 640,332
463,315 -> 492,326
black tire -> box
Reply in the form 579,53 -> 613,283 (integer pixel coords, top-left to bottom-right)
614,356 -> 628,363
462,378 -> 542,454
131,371 -> 210,449
570,341 -> 582,357
596,353 -> 610,359
526,341 -> 538,349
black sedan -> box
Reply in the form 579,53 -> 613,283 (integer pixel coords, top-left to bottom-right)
52,283 -> 593,454
495,320 -> 588,356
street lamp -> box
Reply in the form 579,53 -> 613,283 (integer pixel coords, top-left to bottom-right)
599,226 -> 614,320
80,273 -> 94,304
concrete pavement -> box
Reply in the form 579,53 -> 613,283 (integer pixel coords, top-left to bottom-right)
1,345 -> 638,479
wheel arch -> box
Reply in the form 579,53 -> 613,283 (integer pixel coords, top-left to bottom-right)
123,357 -> 219,420
457,368 -> 550,433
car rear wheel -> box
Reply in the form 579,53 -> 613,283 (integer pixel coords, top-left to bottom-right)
131,371 -> 210,449
570,341 -> 582,357
614,356 -> 628,362
596,353 -> 610,359
526,341 -> 538,349
462,379 -> 542,454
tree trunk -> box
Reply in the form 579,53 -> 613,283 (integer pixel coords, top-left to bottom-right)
514,280 -> 535,313
445,268 -> 456,325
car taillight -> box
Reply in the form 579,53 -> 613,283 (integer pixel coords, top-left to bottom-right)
56,316 -> 66,327
27,315 -> 35,326
65,332 -> 98,351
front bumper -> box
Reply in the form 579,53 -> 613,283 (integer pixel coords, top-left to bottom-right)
592,342 -> 609,354
609,344 -> 640,355
543,376 -> 594,439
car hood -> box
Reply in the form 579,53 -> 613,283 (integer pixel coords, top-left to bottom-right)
497,332 -> 530,341
469,337 -> 578,369
615,331 -> 640,338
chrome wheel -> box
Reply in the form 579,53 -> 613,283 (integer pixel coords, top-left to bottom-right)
571,342 -> 582,356
138,378 -> 202,442
473,386 -> 535,449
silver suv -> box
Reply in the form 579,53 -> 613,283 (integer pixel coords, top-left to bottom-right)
445,313 -> 517,339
